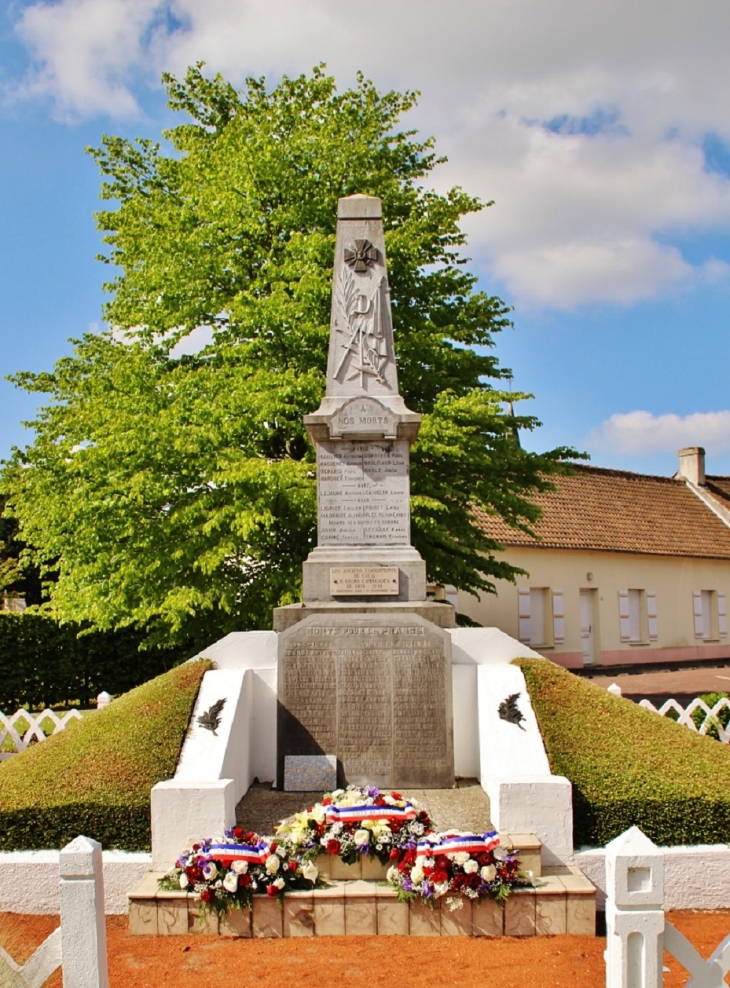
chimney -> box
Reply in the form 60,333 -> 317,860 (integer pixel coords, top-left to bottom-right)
677,447 -> 706,486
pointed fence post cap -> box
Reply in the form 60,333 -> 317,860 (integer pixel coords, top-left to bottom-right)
606,825 -> 659,857
59,835 -> 102,878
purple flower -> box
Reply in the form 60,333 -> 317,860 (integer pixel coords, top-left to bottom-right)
402,877 -> 414,892
421,880 -> 434,899
367,787 -> 380,798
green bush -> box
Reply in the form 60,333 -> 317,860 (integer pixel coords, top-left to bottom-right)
691,692 -> 730,740
0,659 -> 210,851
516,658 -> 730,847
0,612 -> 188,709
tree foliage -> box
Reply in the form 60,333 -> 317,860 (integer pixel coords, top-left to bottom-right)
2,65 -> 580,647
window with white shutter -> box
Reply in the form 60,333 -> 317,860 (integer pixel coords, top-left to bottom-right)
552,589 -> 565,644
618,590 -> 631,642
694,590 -> 720,640
646,591 -> 658,641
619,590 -> 646,643
518,588 -> 531,643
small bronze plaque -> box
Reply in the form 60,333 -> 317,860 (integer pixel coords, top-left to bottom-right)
330,566 -> 399,596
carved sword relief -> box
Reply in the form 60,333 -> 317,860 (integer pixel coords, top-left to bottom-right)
333,258 -> 391,388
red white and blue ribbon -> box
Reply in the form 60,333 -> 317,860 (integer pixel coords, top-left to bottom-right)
416,831 -> 500,858
324,803 -> 417,824
206,843 -> 270,866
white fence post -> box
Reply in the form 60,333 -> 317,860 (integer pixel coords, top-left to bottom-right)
605,826 -> 664,988
607,683 -> 622,696
96,692 -> 111,710
59,836 -> 109,988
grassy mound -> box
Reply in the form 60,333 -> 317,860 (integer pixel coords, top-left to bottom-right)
0,659 -> 210,851
516,658 -> 730,847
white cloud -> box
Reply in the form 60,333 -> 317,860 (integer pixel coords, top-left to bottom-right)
9,0 -> 730,308
589,410 -> 730,456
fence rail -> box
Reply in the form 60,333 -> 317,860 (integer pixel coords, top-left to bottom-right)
606,825 -> 730,988
0,708 -> 83,760
638,696 -> 730,744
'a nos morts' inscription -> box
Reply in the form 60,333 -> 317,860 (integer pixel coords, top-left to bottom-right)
277,613 -> 454,788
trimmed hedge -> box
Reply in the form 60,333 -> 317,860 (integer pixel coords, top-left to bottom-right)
0,659 -> 210,851
516,658 -> 730,847
0,612 -> 188,709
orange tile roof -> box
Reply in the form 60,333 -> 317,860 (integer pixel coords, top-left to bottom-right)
473,464 -> 730,559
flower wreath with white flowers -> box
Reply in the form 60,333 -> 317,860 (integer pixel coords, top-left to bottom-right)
158,826 -> 325,918
273,785 -> 432,865
386,829 -> 526,910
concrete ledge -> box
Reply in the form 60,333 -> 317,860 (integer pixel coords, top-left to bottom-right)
0,850 -> 151,915
485,776 -> 573,868
151,779 -> 236,871
576,843 -> 730,911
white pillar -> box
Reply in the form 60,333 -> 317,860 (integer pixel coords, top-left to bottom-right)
96,692 -> 111,709
605,826 -> 664,988
59,836 -> 109,988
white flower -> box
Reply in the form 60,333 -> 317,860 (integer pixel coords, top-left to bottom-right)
386,866 -> 399,883
274,877 -> 285,889
276,846 -> 287,858
331,822 -> 344,835
434,881 -> 450,898
353,829 -> 370,847
201,861 -> 218,881
480,865 -> 497,882
302,861 -> 319,883
179,873 -> 189,890
447,896 -> 464,912
463,859 -> 479,874
311,805 -> 326,825
223,871 -> 239,893
411,823 -> 425,836
331,789 -> 344,799
289,831 -> 303,846
411,865 -> 425,884
265,855 -> 281,874
384,795 -> 396,805
452,852 -> 470,866
231,860 -> 249,875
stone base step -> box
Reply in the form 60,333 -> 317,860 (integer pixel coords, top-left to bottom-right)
128,865 -> 595,938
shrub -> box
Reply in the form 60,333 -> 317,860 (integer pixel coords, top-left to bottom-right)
516,658 -> 730,847
691,692 -> 730,740
0,612 -> 188,709
0,659 -> 210,851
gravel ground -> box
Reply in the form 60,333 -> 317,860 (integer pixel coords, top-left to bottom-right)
235,778 -> 492,835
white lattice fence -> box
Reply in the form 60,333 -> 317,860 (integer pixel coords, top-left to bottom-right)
638,696 -> 730,744
0,708 -> 83,760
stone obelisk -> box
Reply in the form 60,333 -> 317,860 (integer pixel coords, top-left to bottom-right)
275,195 -> 455,790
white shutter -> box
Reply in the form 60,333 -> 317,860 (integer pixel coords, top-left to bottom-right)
693,591 -> 704,639
718,593 -> 727,638
646,591 -> 658,641
618,590 -> 631,642
552,589 -> 565,644
518,588 -> 531,643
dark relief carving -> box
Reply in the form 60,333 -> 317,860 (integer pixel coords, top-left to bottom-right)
344,239 -> 379,272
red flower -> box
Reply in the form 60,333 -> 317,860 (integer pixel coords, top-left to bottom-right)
288,861 -> 298,872
322,797 -> 332,806
391,792 -> 402,800
192,844 -> 201,852
200,889 -> 211,903
433,870 -> 448,884
266,885 -> 278,897
390,820 -> 403,834
389,849 -> 400,861
423,866 -> 434,878
327,839 -> 341,854
233,827 -> 244,839
270,842 -> 278,852
241,874 -> 252,887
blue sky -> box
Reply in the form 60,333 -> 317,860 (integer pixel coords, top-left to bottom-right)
1,0 -> 730,477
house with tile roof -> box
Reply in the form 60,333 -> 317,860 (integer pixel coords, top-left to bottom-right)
457,447 -> 730,670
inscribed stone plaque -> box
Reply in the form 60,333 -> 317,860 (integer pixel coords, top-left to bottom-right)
277,613 -> 454,788
284,755 -> 337,792
330,566 -> 399,596
317,439 -> 410,546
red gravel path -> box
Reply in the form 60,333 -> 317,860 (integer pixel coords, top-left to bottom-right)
2,910 -> 729,988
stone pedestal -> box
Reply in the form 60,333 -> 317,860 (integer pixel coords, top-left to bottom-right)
276,612 -> 454,789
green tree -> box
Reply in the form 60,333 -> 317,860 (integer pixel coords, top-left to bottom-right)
2,65 -> 581,648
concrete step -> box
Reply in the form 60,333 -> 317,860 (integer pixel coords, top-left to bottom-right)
128,838 -> 596,938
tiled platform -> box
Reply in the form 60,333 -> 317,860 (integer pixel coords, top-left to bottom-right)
128,834 -> 596,938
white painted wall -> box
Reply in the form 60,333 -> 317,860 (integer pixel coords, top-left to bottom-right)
191,630 -> 278,669
0,851 -> 151,915
577,843 -> 730,911
452,664 -> 479,778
